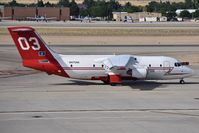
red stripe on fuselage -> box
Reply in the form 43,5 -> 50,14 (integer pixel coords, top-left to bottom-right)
63,67 -> 104,70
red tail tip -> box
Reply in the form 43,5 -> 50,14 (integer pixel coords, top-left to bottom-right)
8,26 -> 35,32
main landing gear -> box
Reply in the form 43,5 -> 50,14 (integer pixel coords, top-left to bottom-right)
102,80 -> 117,86
180,79 -> 185,84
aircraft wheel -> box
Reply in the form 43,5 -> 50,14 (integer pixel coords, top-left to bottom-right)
180,79 -> 185,84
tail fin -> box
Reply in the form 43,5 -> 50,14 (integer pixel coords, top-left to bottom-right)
8,26 -> 68,77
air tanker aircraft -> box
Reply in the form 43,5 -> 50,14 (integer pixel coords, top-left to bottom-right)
8,27 -> 194,85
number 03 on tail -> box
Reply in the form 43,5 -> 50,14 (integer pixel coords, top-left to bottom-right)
8,27 -> 194,85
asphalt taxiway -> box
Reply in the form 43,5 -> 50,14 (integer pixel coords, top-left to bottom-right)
0,45 -> 199,133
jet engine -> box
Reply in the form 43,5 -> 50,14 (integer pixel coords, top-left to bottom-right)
132,68 -> 147,79
127,64 -> 147,79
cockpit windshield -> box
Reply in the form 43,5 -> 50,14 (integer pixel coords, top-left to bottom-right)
174,62 -> 189,67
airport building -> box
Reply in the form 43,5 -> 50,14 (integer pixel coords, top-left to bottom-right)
1,6 -> 70,21
176,9 -> 197,15
112,12 -> 162,22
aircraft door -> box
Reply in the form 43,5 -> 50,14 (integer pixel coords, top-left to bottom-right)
163,61 -> 170,69
163,61 -> 171,75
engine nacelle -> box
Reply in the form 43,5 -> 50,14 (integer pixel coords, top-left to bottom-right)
132,68 -> 147,79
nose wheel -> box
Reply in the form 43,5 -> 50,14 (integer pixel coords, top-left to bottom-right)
180,79 -> 185,84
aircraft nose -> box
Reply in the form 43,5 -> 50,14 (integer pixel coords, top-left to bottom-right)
190,68 -> 194,76
185,67 -> 194,76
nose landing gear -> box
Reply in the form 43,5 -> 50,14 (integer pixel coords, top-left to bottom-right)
180,79 -> 185,84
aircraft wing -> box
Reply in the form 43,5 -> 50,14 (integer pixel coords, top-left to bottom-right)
95,55 -> 147,79
26,17 -> 37,20
74,18 -> 83,21
45,17 -> 57,20
0,16 -> 12,20
1,17 -> 11,19
95,55 -> 135,73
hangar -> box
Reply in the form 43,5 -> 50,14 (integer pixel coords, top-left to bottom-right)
1,6 -> 70,21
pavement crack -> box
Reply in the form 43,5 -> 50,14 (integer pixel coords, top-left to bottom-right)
151,111 -> 199,117
1,109 -> 199,114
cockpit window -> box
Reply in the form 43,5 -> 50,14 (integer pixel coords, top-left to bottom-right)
181,62 -> 189,65
175,62 -> 181,67
175,62 -> 189,67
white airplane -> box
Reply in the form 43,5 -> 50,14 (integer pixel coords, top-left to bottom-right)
27,15 -> 56,22
74,16 -> 92,22
8,27 -> 194,85
0,16 -> 12,21
123,16 -> 133,23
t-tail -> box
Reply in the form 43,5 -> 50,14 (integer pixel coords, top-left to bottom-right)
8,26 -> 68,77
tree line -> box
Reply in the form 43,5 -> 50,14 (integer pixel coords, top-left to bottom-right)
146,0 -> 199,19
1,0 -> 199,19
